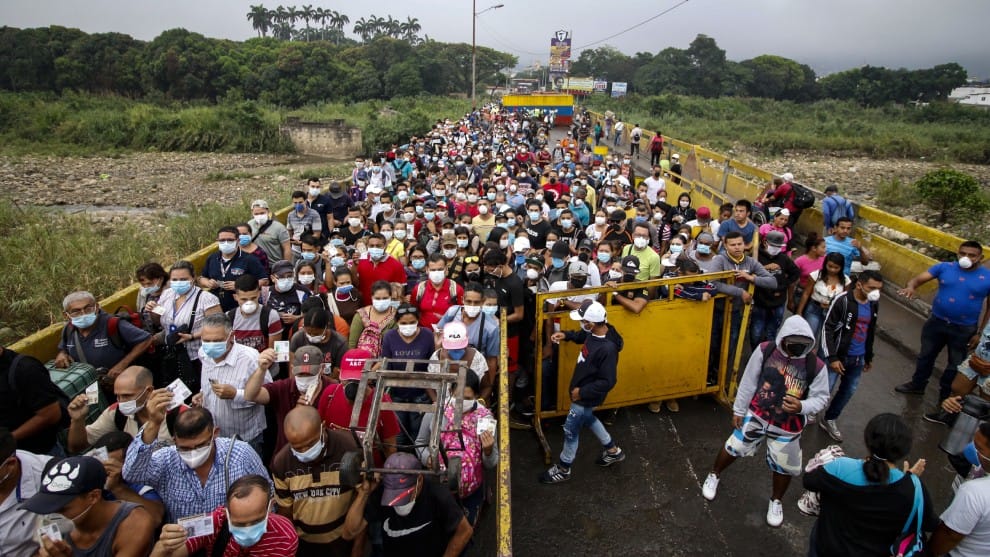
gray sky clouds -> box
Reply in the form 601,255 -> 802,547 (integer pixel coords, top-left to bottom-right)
3,0 -> 989,78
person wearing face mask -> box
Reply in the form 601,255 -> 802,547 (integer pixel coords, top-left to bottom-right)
66,366 -> 175,453
348,281 -> 398,357
356,234 -> 407,306
55,290 -> 154,395
413,254 -> 464,330
266,260 -> 309,341
0,428 -> 57,557
227,274 -> 282,357
23,455 -> 156,557
523,199 -> 552,249
270,407 -> 360,557
403,245 -> 430,296
814,270 -> 884,443
701,315 -> 829,528
292,235 -> 324,285
546,261 -> 599,312
471,199 -> 496,241
136,262 -> 168,337
151,474 -> 298,557
427,322 -> 489,402
316,349 -> 400,467
367,155 -> 393,192
606,255 -> 649,316
620,223 -> 661,283
378,222 -> 405,261
289,308 -> 349,380
437,283 -> 501,403
379,305 -> 436,448
249,200 -> 292,265
190,313 -> 272,457
541,301 -> 626,484
690,232 -> 720,273
305,177 -> 332,232
343,452 -> 472,557
286,190 -> 323,253
199,226 -> 268,313
751,231 -> 801,350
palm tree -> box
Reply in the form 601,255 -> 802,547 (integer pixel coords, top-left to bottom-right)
369,15 -> 386,39
385,16 -> 401,38
300,5 -> 313,41
286,5 -> 300,38
246,5 -> 271,37
401,16 -> 421,43
331,11 -> 350,45
353,17 -> 371,42
313,7 -> 327,40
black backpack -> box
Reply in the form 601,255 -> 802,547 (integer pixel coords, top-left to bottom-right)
225,305 -> 272,347
791,183 -> 815,210
7,353 -> 71,429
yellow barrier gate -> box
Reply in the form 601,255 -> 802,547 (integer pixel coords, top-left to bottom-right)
531,272 -> 753,463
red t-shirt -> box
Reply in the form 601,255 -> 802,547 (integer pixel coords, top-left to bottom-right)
773,183 -> 798,212
415,279 -> 464,330
356,256 -> 406,303
264,376 -> 334,456
185,506 -> 298,556
316,383 -> 400,466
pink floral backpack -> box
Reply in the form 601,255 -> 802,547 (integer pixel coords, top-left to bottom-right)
440,401 -> 492,498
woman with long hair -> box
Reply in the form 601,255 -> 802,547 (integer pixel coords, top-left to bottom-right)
797,252 -> 850,340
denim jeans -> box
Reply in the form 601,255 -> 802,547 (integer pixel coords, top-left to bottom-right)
910,316 -> 976,400
824,355 -> 865,421
560,402 -> 614,466
392,393 -> 430,449
750,304 -> 785,349
802,303 -> 826,347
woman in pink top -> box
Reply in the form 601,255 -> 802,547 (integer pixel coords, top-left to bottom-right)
758,209 -> 793,253
793,233 -> 826,289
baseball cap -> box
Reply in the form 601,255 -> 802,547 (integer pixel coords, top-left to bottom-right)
696,206 -> 711,219
21,456 -> 106,514
271,260 -> 294,276
442,322 -> 469,350
423,199 -> 437,209
513,237 -> 531,253
577,238 -> 594,252
251,199 -> 269,210
292,346 -> 323,375
525,256 -> 544,269
339,349 -> 372,381
568,260 -> 589,277
671,154 -> 680,161
778,208 -> 791,217
621,255 -> 641,274
550,241 -> 570,258
569,299 -> 607,323
766,230 -> 787,247
381,452 -> 422,507
781,172 -> 794,182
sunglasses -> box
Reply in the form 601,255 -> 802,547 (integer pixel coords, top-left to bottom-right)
396,306 -> 419,316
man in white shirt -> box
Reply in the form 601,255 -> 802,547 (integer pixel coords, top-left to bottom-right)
931,421 -> 990,556
191,314 -> 271,457
642,165 -> 667,204
0,429 -> 53,557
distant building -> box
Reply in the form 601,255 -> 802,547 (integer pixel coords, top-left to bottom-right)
949,86 -> 990,107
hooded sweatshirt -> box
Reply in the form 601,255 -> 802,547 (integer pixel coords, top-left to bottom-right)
563,323 -> 624,407
733,315 -> 830,433
709,253 -> 777,299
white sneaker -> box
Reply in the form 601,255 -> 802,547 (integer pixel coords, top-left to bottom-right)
767,499 -> 784,527
797,491 -> 820,516
702,473 -> 720,501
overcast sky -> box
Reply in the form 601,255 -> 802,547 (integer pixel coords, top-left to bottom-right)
3,0 -> 989,78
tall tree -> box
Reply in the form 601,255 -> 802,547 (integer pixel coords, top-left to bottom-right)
685,34 -> 727,97
299,5 -> 313,41
246,5 -> 271,38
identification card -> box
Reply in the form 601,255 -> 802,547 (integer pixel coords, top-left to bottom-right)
85,382 -> 100,405
85,446 -> 109,463
476,416 -> 497,436
177,513 -> 215,539
38,523 -> 62,542
274,341 -> 290,362
151,305 -> 167,316
166,379 -> 193,410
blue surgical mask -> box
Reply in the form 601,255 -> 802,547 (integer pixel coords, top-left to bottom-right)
389,300 -> 401,309
368,247 -> 385,260
330,256 -> 345,267
486,192 -> 496,201
423,211 -> 435,221
336,284 -> 354,295
481,305 -> 498,316
448,348 -> 466,361
597,252 -> 611,264
227,509 -> 268,548
140,284 -> 160,296
71,313 -> 98,329
330,238 -> 344,247
670,244 -> 684,254
170,280 -> 192,295
506,218 -> 517,228
551,257 -> 565,269
515,254 -> 526,265
295,202 -> 306,212
201,338 -> 229,360
411,259 -> 426,270
528,211 -> 541,221
560,219 -> 573,229
238,234 -> 251,247
372,299 -> 392,312
301,252 -> 316,261
696,244 -> 711,255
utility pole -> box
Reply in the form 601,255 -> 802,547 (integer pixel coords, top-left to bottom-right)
472,2 -> 504,110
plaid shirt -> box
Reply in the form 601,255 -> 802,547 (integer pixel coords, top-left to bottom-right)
122,435 -> 270,522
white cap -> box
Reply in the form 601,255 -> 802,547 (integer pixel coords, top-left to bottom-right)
251,199 -> 269,209
671,153 -> 680,161
513,237 -> 531,253
782,172 -> 794,182
569,300 -> 607,323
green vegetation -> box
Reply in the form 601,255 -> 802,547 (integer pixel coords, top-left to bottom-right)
584,94 -> 990,164
914,168 -> 990,221
876,178 -> 918,208
0,199 -> 260,344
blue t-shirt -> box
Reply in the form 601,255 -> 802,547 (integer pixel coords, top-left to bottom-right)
847,300 -> 871,357
825,235 -> 861,276
824,456 -> 905,486
929,262 -> 990,326
717,219 -> 757,252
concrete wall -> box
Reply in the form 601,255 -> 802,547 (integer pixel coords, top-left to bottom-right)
280,118 -> 362,158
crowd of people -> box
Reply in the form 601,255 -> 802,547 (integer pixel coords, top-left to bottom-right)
1,104 -> 989,556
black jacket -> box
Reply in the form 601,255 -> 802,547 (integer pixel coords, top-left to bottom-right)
564,324 -> 623,407
821,290 -> 878,365
755,249 -> 801,308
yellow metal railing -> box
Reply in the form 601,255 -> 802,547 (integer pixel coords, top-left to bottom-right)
496,310 -> 512,556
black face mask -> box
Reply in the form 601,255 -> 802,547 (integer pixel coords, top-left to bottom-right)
783,342 -> 810,358
466,271 -> 481,282
570,277 -> 588,288
344,381 -> 360,402
653,172 -> 661,177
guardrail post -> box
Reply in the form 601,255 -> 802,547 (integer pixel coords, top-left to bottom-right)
721,159 -> 731,194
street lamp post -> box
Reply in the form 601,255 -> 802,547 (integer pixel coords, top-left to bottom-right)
472,1 -> 504,110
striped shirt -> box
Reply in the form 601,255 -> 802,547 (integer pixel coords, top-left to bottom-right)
158,287 -> 221,360
186,506 -> 298,556
271,428 -> 358,547
122,435 -> 270,522
199,342 -> 271,441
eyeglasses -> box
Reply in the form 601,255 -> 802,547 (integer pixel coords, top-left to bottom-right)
66,304 -> 97,318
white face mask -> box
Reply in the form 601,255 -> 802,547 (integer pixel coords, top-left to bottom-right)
679,201 -> 689,208
298,274 -> 316,285
240,300 -> 259,315
478,205 -> 489,215
306,329 -> 327,343
276,278 -> 294,292
291,431 -> 325,463
348,218 -> 362,228
457,239 -> 469,249
766,246 -> 783,256
866,289 -> 881,302
398,323 -> 420,337
463,305 -> 482,318
959,256 -> 974,269
633,237 -> 648,249
442,249 -> 457,259
178,439 -> 213,469
595,216 -> 607,226
382,231 -> 393,241
118,389 -> 148,416
294,374 -> 319,393
526,268 -> 540,281
429,270 -> 446,284
253,214 -> 268,226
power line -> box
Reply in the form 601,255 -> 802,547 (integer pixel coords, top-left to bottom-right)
572,0 -> 691,52
476,20 -> 547,57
